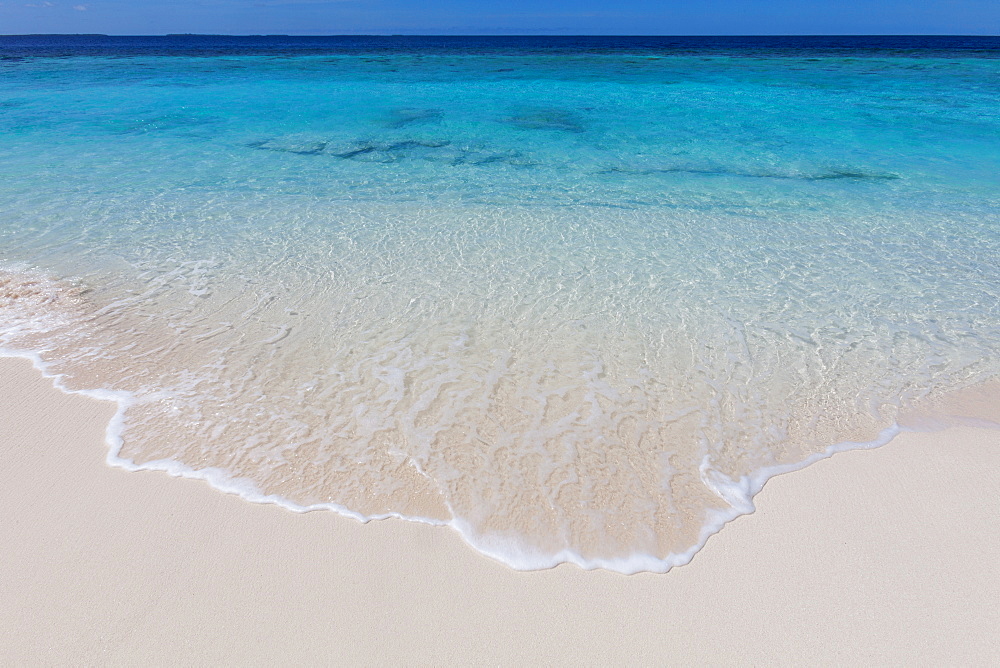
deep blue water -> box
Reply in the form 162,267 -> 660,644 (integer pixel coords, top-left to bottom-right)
2,34 -> 1000,58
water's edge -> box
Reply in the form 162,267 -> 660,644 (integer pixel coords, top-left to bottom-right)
1,345 -> 926,575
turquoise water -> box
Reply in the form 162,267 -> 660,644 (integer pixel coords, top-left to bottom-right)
2,36 -> 999,572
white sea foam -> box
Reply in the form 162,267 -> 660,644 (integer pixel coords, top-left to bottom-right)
0,342 -> 928,574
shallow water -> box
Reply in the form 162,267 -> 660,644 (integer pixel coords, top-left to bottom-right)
2,36 -> 999,572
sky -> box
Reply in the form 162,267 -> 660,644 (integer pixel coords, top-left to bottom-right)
0,0 -> 998,36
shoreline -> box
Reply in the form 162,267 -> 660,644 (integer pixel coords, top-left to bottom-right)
0,348 -> 946,574
2,354 -> 1000,663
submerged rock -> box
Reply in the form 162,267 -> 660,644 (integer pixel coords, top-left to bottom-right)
247,137 -> 329,155
248,134 -> 536,168
383,107 -> 444,129
597,161 -> 899,182
326,138 -> 452,162
503,107 -> 586,133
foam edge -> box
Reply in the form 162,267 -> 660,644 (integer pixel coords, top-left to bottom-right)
0,346 -> 909,575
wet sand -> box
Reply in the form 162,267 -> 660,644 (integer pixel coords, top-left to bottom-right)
1,355 -> 998,665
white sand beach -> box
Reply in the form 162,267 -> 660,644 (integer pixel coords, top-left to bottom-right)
1,355 -> 999,665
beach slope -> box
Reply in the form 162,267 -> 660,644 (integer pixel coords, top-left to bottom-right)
1,356 -> 998,665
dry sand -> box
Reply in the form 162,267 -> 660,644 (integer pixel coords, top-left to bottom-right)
1,354 -> 999,665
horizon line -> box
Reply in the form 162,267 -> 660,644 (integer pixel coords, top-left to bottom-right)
2,33 -> 999,38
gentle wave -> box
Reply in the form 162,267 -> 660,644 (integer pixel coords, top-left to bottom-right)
0,343 -> 906,574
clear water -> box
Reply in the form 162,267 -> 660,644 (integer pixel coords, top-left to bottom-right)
2,36 -> 999,572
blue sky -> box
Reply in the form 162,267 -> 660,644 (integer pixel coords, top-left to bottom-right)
1,0 -> 997,36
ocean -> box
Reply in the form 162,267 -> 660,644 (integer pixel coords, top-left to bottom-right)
1,35 -> 998,572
